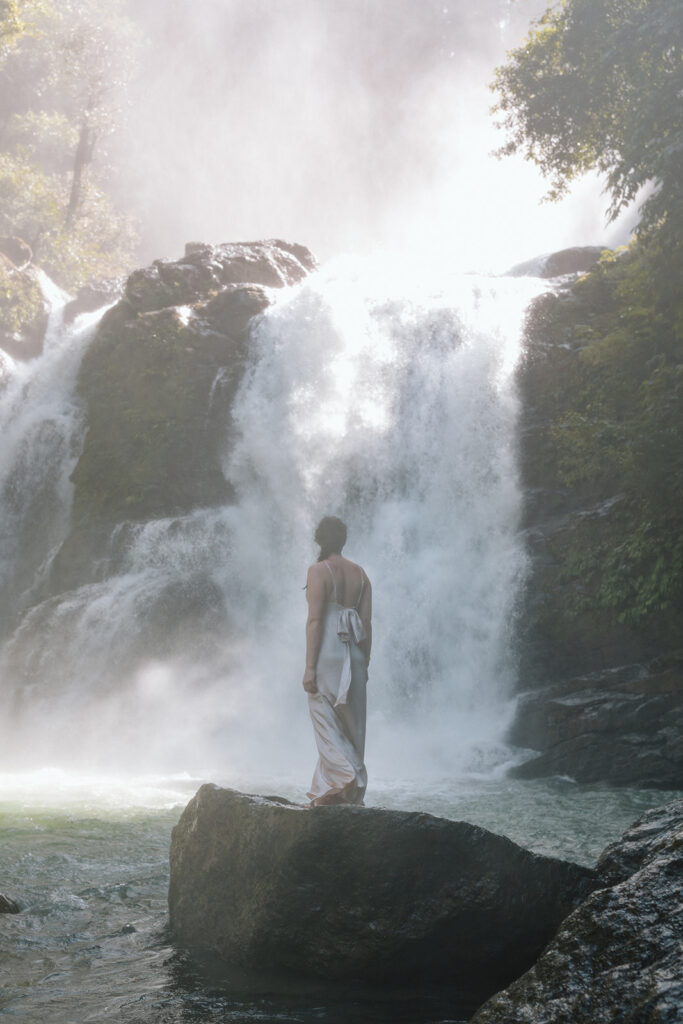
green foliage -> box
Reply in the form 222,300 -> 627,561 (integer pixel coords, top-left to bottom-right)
0,0 -> 139,289
492,0 -> 683,249
0,0 -> 22,49
0,150 -> 136,287
519,239 -> 683,627
556,501 -> 683,625
0,258 -> 43,335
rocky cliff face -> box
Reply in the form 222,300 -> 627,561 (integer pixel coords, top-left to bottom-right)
511,244 -> 682,788
517,263 -> 679,682
0,239 -> 316,688
46,239 -> 315,598
168,786 -> 595,1004
471,798 -> 683,1023
508,650 -> 683,789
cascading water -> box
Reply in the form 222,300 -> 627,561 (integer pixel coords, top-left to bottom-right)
0,257 -> 542,783
216,258 -> 543,782
0,278 -> 103,634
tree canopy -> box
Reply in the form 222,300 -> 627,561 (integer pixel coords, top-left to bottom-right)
0,0 -> 139,287
492,0 -> 683,250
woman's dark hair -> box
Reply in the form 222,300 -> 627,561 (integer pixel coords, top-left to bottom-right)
315,516 -> 347,561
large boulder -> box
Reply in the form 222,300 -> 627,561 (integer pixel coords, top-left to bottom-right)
508,651 -> 683,789
470,798 -> 683,1023
0,235 -> 32,269
168,786 -> 595,1002
63,278 -> 123,323
124,239 -> 314,313
46,239 -> 315,596
68,238 -> 315,530
508,246 -> 606,279
0,893 -> 20,914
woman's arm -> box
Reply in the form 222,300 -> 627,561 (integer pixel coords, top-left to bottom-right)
358,575 -> 372,667
303,564 -> 326,693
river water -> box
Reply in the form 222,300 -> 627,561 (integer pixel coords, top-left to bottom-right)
1,259 -> 678,1020
0,771 -> 676,1024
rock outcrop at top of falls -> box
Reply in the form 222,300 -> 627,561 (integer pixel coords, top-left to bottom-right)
507,245 -> 606,279
47,239 -> 315,596
73,239 -> 314,522
470,797 -> 683,1023
168,786 -> 595,1003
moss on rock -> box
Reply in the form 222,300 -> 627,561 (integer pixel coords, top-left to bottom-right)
518,240 -> 683,682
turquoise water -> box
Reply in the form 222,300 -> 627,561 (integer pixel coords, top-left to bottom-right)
0,771 -> 678,1023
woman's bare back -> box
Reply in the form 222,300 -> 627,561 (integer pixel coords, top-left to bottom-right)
320,553 -> 366,608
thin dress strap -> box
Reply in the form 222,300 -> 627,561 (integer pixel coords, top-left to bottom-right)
355,568 -> 366,610
323,560 -> 338,603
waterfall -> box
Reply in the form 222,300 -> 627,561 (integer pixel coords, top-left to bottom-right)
0,277 -> 103,635
0,258 -> 541,784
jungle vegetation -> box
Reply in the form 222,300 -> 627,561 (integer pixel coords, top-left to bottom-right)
0,0 -> 139,289
494,0 -> 682,634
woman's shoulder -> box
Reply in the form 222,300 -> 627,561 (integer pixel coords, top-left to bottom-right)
342,556 -> 370,581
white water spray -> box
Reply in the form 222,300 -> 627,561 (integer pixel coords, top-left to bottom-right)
0,278 -> 104,631
0,258 -> 542,787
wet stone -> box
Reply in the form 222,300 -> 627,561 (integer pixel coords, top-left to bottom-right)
0,893 -> 20,913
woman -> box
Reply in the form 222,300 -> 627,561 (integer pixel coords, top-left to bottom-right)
303,516 -> 372,806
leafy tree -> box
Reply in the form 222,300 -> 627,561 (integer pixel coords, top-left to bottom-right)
0,0 -> 22,49
491,0 -> 683,250
0,0 -> 139,287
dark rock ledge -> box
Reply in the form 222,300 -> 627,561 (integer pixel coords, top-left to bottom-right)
44,238 -> 316,601
169,786 -> 595,1004
0,893 -> 20,913
507,245 -> 607,279
471,797 -> 683,1023
508,650 -> 683,789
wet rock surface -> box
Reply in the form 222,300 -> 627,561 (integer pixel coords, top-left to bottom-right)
508,245 -> 606,279
63,279 -> 123,323
169,786 -> 595,1001
124,239 -> 313,313
55,239 -> 314,577
470,798 -> 683,1023
509,651 -> 683,789
511,249 -> 682,789
0,235 -> 32,270
0,893 -> 20,913
514,279 -> 673,683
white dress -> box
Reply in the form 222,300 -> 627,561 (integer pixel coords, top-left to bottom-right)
307,563 -> 368,805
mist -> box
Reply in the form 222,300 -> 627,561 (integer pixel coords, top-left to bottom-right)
113,0 -> 637,270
